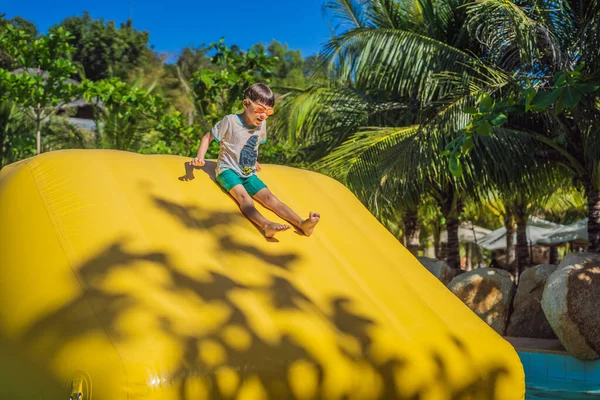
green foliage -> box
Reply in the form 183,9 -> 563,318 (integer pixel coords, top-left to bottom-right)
82,78 -> 202,154
54,12 -> 154,81
0,14 -> 37,38
175,46 -> 213,80
0,14 -> 37,70
448,68 -> 600,178
0,14 -> 315,167
0,101 -> 35,167
266,40 -> 312,89
190,39 -> 277,125
0,25 -> 83,153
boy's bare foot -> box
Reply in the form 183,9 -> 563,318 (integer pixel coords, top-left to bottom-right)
264,222 -> 291,238
300,212 -> 320,236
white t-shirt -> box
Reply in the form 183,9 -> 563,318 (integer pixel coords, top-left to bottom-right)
211,114 -> 267,177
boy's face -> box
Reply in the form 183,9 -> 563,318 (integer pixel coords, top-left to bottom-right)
243,99 -> 274,127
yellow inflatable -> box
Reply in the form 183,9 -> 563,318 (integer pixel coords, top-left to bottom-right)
0,150 -> 524,399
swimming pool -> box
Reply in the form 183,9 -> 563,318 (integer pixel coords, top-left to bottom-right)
517,350 -> 600,399
526,380 -> 600,398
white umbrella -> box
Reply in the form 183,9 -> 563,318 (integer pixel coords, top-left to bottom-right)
536,218 -> 588,245
478,217 -> 563,251
440,223 -> 491,244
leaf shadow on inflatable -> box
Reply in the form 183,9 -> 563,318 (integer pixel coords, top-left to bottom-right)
16,160 -> 511,400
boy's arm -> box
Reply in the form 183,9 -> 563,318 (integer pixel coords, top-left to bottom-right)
191,132 -> 213,166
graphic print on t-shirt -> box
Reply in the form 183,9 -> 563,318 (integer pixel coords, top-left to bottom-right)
239,135 -> 259,175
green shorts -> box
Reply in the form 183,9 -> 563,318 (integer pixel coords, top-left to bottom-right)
216,169 -> 267,196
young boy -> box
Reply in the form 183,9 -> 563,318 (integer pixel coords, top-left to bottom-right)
191,83 -> 320,238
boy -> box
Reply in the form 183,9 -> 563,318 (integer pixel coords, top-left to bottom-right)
191,83 -> 320,238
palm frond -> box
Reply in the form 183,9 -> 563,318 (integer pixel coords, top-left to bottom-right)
323,0 -> 370,32
366,0 -> 413,29
321,28 -> 480,101
581,11 -> 600,74
272,86 -> 407,153
577,104 -> 600,189
44,117 -> 91,150
316,125 -> 419,179
319,125 -> 423,211
95,105 -> 153,152
415,0 -> 455,40
465,0 -> 565,69
532,184 -> 587,224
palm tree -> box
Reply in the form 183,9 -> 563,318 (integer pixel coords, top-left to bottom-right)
459,0 -> 600,251
92,104 -> 153,152
274,0 -> 553,269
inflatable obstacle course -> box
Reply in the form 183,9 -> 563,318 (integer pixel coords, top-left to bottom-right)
0,150 -> 524,399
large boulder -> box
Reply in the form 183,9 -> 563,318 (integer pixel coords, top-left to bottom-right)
541,253 -> 600,360
418,257 -> 465,285
506,264 -> 558,339
448,268 -> 515,334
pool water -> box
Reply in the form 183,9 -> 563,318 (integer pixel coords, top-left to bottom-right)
525,377 -> 600,399
527,387 -> 600,399
518,350 -> 600,399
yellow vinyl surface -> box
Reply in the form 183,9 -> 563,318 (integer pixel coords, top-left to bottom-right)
0,150 -> 524,399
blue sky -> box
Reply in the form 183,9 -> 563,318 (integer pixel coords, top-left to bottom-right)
3,0 -> 333,57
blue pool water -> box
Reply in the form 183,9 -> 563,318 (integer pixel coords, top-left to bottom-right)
518,351 -> 600,399
527,382 -> 600,398
527,389 -> 600,398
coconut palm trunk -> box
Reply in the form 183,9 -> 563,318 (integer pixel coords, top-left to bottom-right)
516,219 -> 530,279
504,212 -> 516,268
434,228 -> 443,259
445,217 -> 461,269
441,194 -> 463,269
585,181 -> 600,253
515,203 -> 531,278
549,246 -> 559,264
403,208 -> 420,255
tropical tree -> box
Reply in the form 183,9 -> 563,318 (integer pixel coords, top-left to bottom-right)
447,0 -> 600,252
42,116 -> 93,151
274,0 -> 554,269
0,14 -> 37,70
168,39 -> 283,158
0,101 -> 35,167
190,39 -> 278,126
55,12 -> 155,81
265,41 -> 313,89
0,25 -> 81,154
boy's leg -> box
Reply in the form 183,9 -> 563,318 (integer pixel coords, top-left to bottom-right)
253,188 -> 320,237
229,185 -> 290,238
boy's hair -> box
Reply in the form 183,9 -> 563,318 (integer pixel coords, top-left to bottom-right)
244,83 -> 275,107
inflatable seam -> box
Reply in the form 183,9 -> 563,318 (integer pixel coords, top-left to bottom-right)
24,161 -> 129,392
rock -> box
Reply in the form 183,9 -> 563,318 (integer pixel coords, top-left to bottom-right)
541,253 -> 600,360
448,268 -> 515,334
418,257 -> 465,285
440,266 -> 465,285
506,264 -> 558,339
418,257 -> 445,279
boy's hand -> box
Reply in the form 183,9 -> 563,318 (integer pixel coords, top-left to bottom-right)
191,157 -> 205,166
255,162 -> 261,172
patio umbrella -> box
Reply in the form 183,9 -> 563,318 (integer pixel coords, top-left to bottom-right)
536,218 -> 588,245
478,217 -> 563,251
